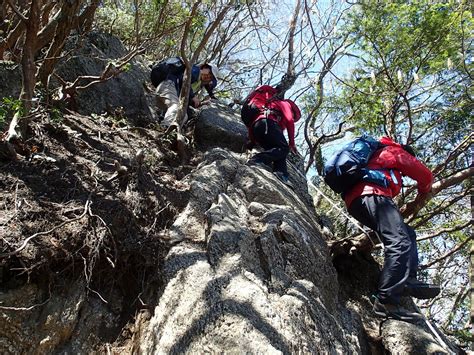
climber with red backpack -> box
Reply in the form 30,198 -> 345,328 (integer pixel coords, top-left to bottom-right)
241,85 -> 301,186
325,135 -> 439,321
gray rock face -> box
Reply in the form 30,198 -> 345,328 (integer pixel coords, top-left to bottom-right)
140,147 -> 366,353
0,279 -> 109,354
194,101 -> 248,153
140,109 -> 456,353
381,319 -> 455,354
193,104 -> 313,207
55,32 -> 157,125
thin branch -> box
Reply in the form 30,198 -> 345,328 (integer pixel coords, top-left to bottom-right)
275,0 -> 301,96
411,191 -> 469,228
432,167 -> 474,194
0,18 -> 26,59
58,47 -> 145,96
417,220 -> 472,241
420,236 -> 473,269
442,286 -> 469,329
399,91 -> 413,144
432,133 -> 473,177
402,167 -> 473,220
0,297 -> 50,311
6,0 -> 28,23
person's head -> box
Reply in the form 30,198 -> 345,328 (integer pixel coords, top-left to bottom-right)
200,64 -> 218,85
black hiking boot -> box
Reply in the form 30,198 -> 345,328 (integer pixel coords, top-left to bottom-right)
403,277 -> 441,299
373,297 -> 422,321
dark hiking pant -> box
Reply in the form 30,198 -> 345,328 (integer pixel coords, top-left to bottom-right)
251,118 -> 289,176
348,195 -> 419,305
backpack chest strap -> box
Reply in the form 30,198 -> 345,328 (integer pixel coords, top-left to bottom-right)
263,108 -> 281,122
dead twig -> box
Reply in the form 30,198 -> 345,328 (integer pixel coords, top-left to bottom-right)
0,297 -> 50,311
87,286 -> 108,304
55,47 -> 146,100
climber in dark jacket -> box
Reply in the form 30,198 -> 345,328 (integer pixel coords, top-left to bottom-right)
155,58 -> 218,128
345,136 -> 439,321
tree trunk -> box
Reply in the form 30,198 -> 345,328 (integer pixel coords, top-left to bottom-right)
37,0 -> 83,88
76,0 -> 100,33
470,150 -> 473,349
16,0 -> 40,139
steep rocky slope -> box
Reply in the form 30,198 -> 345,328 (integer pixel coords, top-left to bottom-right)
0,104 -> 457,354
0,33 -> 460,354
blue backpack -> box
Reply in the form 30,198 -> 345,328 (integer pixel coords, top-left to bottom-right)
323,135 -> 389,195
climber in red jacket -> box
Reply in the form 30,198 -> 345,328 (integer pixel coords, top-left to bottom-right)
246,93 -> 301,186
345,136 -> 439,321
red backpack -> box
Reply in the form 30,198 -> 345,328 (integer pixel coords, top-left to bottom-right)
240,85 -> 300,127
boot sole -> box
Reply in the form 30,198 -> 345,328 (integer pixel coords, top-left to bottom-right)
403,286 -> 441,299
373,308 -> 421,322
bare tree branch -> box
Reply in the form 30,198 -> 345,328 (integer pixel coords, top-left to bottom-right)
421,235 -> 472,269
37,0 -> 83,88
432,167 -> 474,194
274,0 -> 300,96
417,220 -> 472,241
401,167 -> 473,219
0,18 -> 26,59
57,47 -> 146,97
6,0 -> 28,23
432,133 -> 473,177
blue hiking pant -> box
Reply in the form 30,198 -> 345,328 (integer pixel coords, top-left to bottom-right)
251,118 -> 289,176
348,195 -> 419,305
